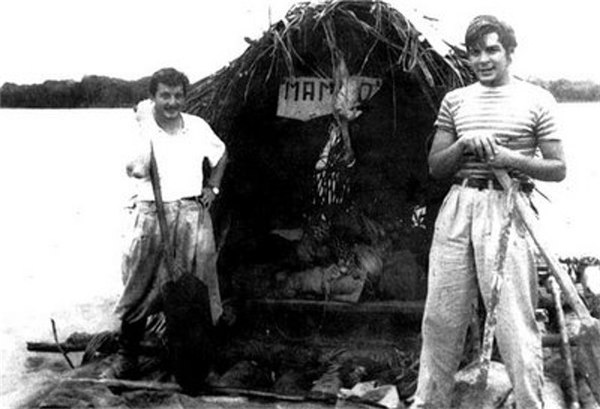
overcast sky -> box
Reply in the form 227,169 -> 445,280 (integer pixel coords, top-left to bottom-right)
1,0 -> 598,85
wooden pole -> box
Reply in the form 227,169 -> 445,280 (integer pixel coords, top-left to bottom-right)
50,319 -> 75,369
493,169 -> 600,404
549,277 -> 580,409
475,180 -> 516,388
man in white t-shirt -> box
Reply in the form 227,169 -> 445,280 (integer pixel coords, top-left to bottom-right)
411,16 -> 566,409
104,67 -> 228,381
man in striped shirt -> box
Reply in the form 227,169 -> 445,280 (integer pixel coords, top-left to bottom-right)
411,15 -> 566,409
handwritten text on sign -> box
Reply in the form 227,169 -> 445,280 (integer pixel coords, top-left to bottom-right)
276,76 -> 382,121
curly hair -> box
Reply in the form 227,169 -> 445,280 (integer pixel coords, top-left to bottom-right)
149,67 -> 190,97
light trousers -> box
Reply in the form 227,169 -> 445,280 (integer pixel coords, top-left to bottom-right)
413,184 -> 543,409
115,199 -> 222,325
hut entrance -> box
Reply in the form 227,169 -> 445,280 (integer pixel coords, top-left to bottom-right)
216,70 -> 434,304
186,0 -> 474,307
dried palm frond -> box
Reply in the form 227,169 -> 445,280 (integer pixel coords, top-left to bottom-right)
186,0 -> 474,139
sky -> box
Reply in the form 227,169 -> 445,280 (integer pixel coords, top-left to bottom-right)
1,0 -> 599,86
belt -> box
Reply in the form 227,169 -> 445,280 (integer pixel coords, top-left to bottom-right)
453,177 -> 534,193
181,195 -> 204,202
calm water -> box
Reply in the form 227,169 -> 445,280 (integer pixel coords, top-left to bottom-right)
1,104 -> 599,406
0,108 -> 133,406
533,102 -> 600,256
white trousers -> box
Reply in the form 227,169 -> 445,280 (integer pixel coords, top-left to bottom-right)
413,184 -> 543,409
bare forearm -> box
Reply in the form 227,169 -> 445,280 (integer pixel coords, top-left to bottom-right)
504,153 -> 566,182
428,141 -> 465,179
207,150 -> 228,188
491,139 -> 566,182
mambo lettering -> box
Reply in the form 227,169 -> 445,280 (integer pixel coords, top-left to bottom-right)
283,80 -> 334,102
277,76 -> 382,122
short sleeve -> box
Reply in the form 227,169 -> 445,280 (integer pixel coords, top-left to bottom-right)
197,118 -> 226,166
535,90 -> 560,142
434,93 -> 457,134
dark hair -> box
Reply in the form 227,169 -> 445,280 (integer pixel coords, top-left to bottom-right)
149,67 -> 190,97
465,15 -> 517,52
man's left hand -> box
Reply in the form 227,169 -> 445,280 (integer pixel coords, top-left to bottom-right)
488,144 -> 517,168
200,186 -> 217,208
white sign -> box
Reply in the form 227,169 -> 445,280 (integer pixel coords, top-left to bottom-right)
276,76 -> 382,121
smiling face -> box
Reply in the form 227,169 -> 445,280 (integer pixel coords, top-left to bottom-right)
151,83 -> 185,123
468,32 -> 512,87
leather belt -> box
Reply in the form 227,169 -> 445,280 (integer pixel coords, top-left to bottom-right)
181,195 -> 203,202
453,177 -> 534,193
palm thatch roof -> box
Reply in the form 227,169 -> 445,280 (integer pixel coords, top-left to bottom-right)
187,0 -> 473,135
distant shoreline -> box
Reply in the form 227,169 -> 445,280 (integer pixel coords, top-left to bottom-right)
1,76 -> 599,108
0,75 -> 150,109
1,100 -> 598,111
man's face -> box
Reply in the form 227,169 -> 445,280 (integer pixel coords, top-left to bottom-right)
152,83 -> 185,121
468,32 -> 512,87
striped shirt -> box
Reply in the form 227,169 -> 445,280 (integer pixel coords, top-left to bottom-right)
435,78 -> 561,180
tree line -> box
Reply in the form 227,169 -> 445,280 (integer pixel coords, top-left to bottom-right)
526,78 -> 600,102
0,75 -> 150,108
1,75 -> 599,108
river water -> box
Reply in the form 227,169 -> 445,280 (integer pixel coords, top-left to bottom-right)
0,103 -> 599,407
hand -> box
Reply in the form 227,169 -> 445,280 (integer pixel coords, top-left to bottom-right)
460,131 -> 499,162
126,134 -> 152,179
126,156 -> 150,179
488,144 -> 517,168
200,186 -> 216,208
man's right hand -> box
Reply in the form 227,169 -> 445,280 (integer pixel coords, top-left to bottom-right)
125,134 -> 152,179
460,131 -> 499,162
126,156 -> 150,179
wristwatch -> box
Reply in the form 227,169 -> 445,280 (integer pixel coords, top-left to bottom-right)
210,186 -> 220,196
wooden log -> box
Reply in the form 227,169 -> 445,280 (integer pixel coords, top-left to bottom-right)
543,333 -> 582,347
64,377 -> 182,392
549,277 -> 580,409
27,341 -> 85,353
66,377 -> 391,407
247,299 -> 425,316
66,378 -> 306,402
26,339 -> 155,354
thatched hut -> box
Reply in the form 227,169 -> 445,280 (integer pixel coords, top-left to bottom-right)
18,4 -> 591,407
186,0 -> 475,304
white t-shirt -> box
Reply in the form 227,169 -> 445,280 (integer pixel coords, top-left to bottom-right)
130,113 -> 226,201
